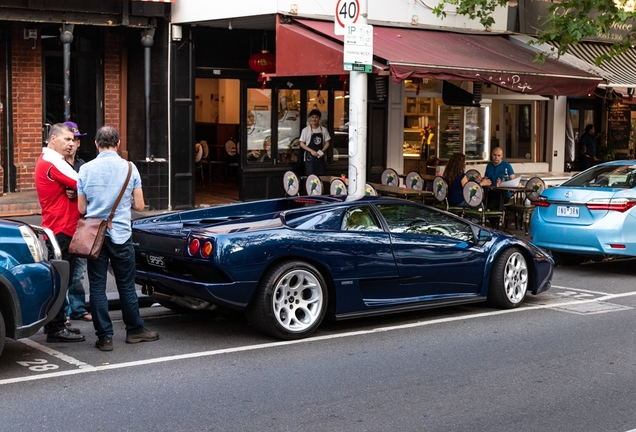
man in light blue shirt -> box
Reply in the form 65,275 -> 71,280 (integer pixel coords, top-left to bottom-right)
77,125 -> 159,352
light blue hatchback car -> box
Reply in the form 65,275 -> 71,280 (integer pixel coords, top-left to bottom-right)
530,160 -> 636,265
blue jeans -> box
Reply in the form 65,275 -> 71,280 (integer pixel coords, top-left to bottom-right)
66,257 -> 89,319
87,236 -> 144,339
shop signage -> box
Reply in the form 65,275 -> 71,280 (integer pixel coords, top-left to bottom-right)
608,100 -> 631,149
343,24 -> 373,73
334,0 -> 360,35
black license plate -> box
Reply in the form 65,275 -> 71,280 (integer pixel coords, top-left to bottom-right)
147,254 -> 166,268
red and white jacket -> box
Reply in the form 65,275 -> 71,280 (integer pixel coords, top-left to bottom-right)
35,147 -> 81,237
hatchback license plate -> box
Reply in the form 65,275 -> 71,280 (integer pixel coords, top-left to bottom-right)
557,206 -> 579,218
147,254 -> 165,267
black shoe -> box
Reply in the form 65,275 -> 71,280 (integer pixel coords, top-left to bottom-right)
66,324 -> 81,334
47,328 -> 86,342
95,337 -> 113,351
126,327 -> 159,344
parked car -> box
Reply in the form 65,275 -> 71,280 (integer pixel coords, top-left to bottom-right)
0,220 -> 69,357
530,160 -> 636,265
133,196 -> 553,340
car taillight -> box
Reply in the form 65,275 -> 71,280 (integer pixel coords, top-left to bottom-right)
201,241 -> 213,258
188,238 -> 200,256
586,198 -> 636,213
535,197 -> 550,207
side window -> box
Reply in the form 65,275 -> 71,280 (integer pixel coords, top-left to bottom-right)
341,206 -> 382,232
376,204 -> 473,241
285,207 -> 346,231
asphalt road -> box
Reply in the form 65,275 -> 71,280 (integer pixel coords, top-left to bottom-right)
2,258 -> 636,431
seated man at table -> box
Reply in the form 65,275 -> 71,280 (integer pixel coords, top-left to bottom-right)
484,147 -> 516,210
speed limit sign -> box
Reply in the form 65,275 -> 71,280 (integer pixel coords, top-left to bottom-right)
334,0 -> 360,35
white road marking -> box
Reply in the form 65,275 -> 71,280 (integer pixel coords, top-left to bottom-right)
3,290 -> 636,386
17,339 -> 95,370
551,285 -> 611,296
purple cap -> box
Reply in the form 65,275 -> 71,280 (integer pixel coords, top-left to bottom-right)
63,121 -> 87,137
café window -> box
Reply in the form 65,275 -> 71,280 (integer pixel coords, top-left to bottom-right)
246,88 -> 272,164
277,89 -> 301,164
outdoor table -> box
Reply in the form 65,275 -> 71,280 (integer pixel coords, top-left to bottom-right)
369,182 -> 433,202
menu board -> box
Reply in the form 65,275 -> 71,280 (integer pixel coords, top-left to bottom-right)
608,101 -> 631,149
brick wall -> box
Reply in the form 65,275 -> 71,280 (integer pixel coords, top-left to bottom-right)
11,22 -> 42,192
104,29 -> 125,158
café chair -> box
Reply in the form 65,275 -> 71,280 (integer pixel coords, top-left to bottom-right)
306,174 -> 323,196
462,181 -> 505,229
330,178 -> 348,196
405,171 -> 424,190
194,142 -> 205,188
431,177 -> 463,215
505,176 -> 545,235
283,171 -> 300,196
381,168 -> 400,187
465,169 -> 481,182
365,183 -> 377,196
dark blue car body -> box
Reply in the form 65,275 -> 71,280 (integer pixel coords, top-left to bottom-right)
133,196 -> 553,339
0,220 -> 69,356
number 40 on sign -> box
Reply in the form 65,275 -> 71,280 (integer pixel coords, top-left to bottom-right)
334,0 -> 360,35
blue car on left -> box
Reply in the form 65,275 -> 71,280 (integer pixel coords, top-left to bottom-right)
0,220 -> 69,357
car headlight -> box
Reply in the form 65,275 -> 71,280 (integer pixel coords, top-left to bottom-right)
19,225 -> 62,262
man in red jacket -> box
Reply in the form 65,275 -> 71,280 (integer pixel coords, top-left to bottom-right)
35,123 -> 85,342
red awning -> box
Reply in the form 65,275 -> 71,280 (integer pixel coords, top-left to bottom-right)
277,19 -> 602,96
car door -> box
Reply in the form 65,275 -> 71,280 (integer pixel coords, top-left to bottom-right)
375,203 -> 487,298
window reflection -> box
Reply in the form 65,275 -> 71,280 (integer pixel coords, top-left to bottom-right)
333,91 -> 349,164
246,88 -> 271,164
277,89 -> 301,164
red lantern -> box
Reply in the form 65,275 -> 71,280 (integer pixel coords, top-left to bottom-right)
249,50 -> 276,74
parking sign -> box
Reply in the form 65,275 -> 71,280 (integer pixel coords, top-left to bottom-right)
334,0 -> 360,35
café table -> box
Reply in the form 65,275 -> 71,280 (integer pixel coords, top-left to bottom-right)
368,182 -> 433,202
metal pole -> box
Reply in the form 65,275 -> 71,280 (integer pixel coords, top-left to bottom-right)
141,28 -> 155,159
347,0 -> 368,200
60,24 -> 74,121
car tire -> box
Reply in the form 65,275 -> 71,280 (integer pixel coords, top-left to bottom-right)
550,251 -> 584,266
247,260 -> 328,340
0,309 -> 5,358
487,247 -> 528,308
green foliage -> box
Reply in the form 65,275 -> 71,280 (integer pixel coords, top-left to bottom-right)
433,0 -> 636,65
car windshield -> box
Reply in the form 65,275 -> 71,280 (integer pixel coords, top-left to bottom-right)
562,164 -> 636,189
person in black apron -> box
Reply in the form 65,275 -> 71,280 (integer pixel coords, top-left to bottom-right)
300,109 -> 331,176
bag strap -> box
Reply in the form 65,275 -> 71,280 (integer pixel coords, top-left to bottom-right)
107,162 -> 133,224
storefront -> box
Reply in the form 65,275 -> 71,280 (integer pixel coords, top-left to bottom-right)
170,10 -> 603,208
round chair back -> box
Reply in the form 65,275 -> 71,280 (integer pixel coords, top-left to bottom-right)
365,183 -> 377,196
306,175 -> 323,196
525,177 -> 546,202
330,179 -> 348,196
405,171 -> 424,190
283,171 -> 299,196
432,176 -> 448,202
381,168 -> 399,186
465,169 -> 481,182
463,181 -> 485,207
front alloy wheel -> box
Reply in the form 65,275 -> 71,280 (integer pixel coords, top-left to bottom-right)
247,261 -> 328,339
488,247 -> 529,308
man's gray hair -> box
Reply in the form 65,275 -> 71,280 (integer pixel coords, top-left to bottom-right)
49,123 -> 72,140
95,125 -> 120,148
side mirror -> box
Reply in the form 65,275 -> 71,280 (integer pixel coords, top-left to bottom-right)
476,228 -> 492,244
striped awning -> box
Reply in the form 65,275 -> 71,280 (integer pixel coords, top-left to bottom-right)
555,42 -> 636,88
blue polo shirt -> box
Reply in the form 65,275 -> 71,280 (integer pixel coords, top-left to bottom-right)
77,151 -> 142,244
485,161 -> 514,183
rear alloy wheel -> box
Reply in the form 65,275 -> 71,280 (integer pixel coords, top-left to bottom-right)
488,247 -> 528,308
247,261 -> 327,340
